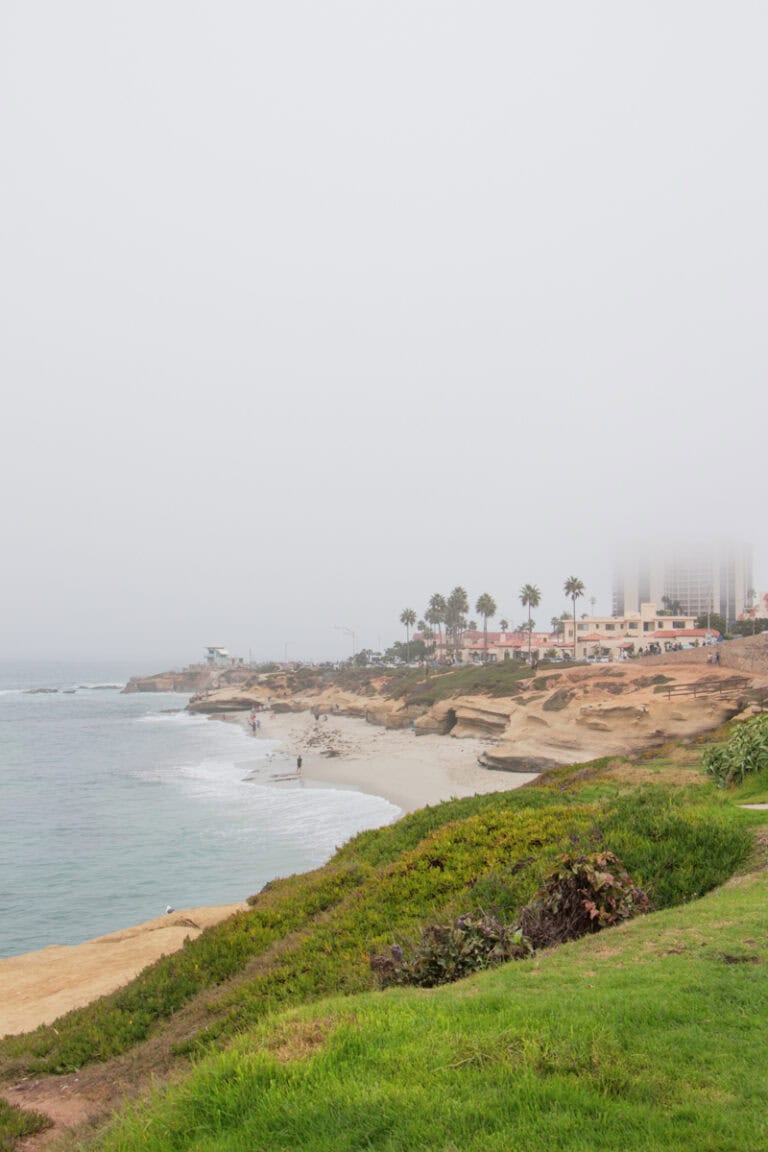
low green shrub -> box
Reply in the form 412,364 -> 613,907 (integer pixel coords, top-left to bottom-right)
0,1099 -> 50,1151
703,715 -> 768,787
385,662 -> 534,705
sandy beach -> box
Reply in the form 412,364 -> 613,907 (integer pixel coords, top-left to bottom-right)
1,711 -> 535,1037
246,709 -> 537,813
0,904 -> 248,1038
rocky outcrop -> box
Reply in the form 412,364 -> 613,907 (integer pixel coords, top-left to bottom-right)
432,699 -> 510,739
181,660 -> 765,770
124,666 -> 216,694
478,749 -> 563,773
125,663 -> 264,696
188,694 -> 255,713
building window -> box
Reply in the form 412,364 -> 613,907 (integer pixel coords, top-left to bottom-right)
628,622 -> 638,629
672,620 -> 685,629
605,623 -> 615,631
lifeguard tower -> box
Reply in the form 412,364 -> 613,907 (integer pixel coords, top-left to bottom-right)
205,645 -> 230,667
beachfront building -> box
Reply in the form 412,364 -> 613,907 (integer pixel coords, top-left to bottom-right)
420,629 -> 566,664
561,602 -> 716,660
205,645 -> 231,667
613,539 -> 753,627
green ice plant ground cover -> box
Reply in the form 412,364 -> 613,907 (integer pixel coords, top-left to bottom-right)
0,739 -> 764,1152
0,778 -> 752,1080
93,868 -> 768,1152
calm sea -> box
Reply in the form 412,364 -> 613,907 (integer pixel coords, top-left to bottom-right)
0,660 -> 399,958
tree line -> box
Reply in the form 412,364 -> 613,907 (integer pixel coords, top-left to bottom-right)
399,577 -> 586,663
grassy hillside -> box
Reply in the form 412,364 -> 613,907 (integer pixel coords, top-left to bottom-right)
94,867 -> 768,1152
1,727 -> 766,1151
0,775 -> 752,1082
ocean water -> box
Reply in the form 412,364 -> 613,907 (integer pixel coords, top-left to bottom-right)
0,661 -> 399,958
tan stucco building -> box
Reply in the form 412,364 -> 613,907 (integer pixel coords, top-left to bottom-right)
562,602 -> 717,660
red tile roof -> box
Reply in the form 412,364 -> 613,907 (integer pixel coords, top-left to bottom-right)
651,629 -> 720,639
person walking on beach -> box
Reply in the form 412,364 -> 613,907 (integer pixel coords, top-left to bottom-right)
296,755 -> 302,773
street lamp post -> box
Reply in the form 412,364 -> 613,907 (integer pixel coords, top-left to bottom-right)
334,625 -> 357,657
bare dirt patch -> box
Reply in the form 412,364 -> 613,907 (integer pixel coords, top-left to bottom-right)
266,1014 -> 354,1063
604,764 -> 704,787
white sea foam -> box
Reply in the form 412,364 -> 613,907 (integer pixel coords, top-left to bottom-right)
136,711 -> 210,725
77,683 -> 125,690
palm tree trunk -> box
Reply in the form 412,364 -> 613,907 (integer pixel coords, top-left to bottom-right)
528,605 -> 532,664
573,597 -> 577,661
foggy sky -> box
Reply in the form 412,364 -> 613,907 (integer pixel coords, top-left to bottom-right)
2,2 -> 766,666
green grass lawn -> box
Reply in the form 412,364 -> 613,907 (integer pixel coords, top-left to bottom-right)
94,868 -> 768,1152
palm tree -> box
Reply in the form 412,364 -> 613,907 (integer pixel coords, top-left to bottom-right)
500,618 -> 509,632
475,593 -> 497,661
519,584 -> 541,664
427,594 -> 447,660
417,619 -> 434,658
400,608 -> 416,663
446,586 -> 469,661
564,576 -> 585,660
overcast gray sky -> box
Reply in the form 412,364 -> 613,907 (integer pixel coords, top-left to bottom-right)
1,2 -> 765,665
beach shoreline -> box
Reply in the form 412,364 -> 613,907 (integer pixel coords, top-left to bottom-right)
1,709 -> 536,1037
0,904 -> 248,1038
240,708 -> 537,814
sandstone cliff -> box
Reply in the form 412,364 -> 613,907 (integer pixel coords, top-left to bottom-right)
185,655 -> 766,771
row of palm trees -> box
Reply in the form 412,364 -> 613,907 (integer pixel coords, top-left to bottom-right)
401,577 -> 586,663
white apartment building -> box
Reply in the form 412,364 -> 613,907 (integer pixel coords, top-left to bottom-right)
562,602 -> 715,660
613,540 -> 753,626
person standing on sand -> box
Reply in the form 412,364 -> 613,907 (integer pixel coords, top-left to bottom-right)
297,755 -> 302,773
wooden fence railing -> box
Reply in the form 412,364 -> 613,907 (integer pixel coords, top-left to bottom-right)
661,677 -> 747,700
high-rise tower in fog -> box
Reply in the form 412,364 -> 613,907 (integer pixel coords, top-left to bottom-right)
613,540 -> 753,625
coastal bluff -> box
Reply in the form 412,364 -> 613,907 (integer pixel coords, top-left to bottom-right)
123,664 -> 255,695
183,641 -> 768,772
